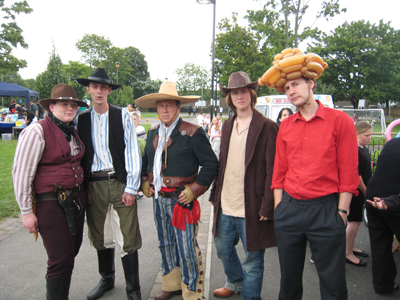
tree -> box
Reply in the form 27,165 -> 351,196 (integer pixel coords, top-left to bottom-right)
35,45 -> 69,99
246,0 -> 346,49
132,78 -> 162,100
214,13 -> 273,96
76,34 -> 112,68
63,61 -> 92,100
0,0 -> 32,75
315,20 -> 400,108
175,63 -> 209,98
117,85 -> 134,106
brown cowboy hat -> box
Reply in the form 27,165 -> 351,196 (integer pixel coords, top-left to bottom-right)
40,84 -> 89,111
219,71 -> 258,96
134,81 -> 200,108
76,68 -> 121,90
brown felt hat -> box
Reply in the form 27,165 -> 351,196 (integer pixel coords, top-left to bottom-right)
219,71 -> 259,96
40,84 -> 89,111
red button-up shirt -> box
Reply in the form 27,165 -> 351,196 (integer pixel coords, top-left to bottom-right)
271,101 -> 359,199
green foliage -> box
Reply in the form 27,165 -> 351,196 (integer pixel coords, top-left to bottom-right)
75,34 -> 112,68
132,78 -> 162,100
116,85 -> 134,106
0,139 -> 19,221
175,63 -> 209,98
0,0 -> 32,75
63,61 -> 92,100
35,45 -> 69,99
315,20 -> 400,106
215,14 -> 265,94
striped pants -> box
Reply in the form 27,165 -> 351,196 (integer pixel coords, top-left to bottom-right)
154,196 -> 201,291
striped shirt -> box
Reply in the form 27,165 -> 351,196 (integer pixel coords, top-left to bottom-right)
12,123 -> 82,215
89,107 -> 141,195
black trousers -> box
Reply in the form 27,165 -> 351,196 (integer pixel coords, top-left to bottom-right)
274,192 -> 347,300
366,203 -> 400,293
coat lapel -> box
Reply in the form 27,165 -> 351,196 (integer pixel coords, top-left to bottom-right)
245,110 -> 264,168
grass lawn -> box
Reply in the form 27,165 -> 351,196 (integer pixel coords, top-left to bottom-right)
0,139 -> 19,221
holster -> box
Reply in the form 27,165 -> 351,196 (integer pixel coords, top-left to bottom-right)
54,184 -> 82,235
171,186 -> 194,210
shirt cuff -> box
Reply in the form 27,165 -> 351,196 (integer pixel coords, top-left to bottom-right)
124,187 -> 137,195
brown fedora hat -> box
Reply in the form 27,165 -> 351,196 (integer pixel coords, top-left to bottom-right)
134,81 -> 200,108
40,84 -> 89,111
76,68 -> 121,90
219,71 -> 258,96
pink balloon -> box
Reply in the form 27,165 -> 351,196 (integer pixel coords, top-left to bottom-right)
385,119 -> 400,141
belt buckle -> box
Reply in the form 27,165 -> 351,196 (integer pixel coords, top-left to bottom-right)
107,171 -> 115,180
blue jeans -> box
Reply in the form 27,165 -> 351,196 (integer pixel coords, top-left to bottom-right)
214,211 -> 265,300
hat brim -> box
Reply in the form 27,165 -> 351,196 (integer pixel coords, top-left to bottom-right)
219,81 -> 259,96
40,98 -> 89,112
134,93 -> 200,108
76,78 -> 121,90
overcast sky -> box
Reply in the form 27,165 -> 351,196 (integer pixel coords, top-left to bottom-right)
11,0 -> 400,82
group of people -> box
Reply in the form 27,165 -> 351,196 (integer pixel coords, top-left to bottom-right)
12,47 -> 400,300
8,97 -> 44,126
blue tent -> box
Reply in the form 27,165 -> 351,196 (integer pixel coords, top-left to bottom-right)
0,82 -> 39,110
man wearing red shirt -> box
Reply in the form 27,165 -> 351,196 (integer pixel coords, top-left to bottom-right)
270,54 -> 359,300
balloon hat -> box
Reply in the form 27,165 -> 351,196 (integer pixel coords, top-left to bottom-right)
259,48 -> 328,93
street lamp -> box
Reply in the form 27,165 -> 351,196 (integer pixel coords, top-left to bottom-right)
115,61 -> 120,103
216,61 -> 224,112
197,0 -> 216,120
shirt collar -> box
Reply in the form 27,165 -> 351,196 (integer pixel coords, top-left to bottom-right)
294,100 -> 325,122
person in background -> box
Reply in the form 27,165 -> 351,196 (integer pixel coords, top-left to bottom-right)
276,107 -> 293,127
9,99 -> 17,113
219,106 -> 223,116
197,111 -> 204,127
365,137 -> 400,295
208,116 -> 221,158
193,106 -> 197,117
345,121 -> 373,267
36,98 -> 45,120
271,52 -> 359,300
12,84 -> 88,299
76,68 -> 142,300
127,104 -> 134,113
132,112 -> 147,141
135,107 -> 141,117
136,81 -> 218,300
209,71 -> 278,299
30,98 -> 39,119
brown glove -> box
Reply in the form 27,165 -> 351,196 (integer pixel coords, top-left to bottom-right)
181,184 -> 196,203
141,180 -> 151,198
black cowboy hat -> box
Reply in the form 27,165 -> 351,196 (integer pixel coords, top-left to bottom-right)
76,68 -> 121,90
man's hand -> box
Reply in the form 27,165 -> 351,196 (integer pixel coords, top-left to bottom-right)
259,215 -> 269,221
141,181 -> 154,198
22,213 -> 38,234
338,211 -> 347,225
122,192 -> 136,207
178,185 -> 195,205
366,197 -> 387,210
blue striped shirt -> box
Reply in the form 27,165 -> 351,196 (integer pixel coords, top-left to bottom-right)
90,107 -> 141,194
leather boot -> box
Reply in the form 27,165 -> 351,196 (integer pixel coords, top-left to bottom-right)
121,251 -> 141,300
87,248 -> 115,300
46,274 -> 71,300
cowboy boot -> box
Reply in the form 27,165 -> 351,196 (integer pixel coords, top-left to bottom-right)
87,248 -> 115,300
46,274 -> 71,300
121,251 -> 142,300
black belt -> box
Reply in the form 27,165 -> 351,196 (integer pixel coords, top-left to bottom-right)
158,190 -> 177,198
36,185 -> 83,201
89,172 -> 117,181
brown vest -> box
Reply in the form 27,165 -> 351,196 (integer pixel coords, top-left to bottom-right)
33,116 -> 85,194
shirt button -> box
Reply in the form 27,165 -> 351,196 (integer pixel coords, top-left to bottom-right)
72,167 -> 75,171
74,175 -> 77,178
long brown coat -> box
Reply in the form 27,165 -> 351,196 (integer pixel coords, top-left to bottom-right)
209,109 -> 278,251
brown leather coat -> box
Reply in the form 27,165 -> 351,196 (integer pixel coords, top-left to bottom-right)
209,109 -> 278,251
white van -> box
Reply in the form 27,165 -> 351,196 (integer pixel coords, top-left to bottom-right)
255,94 -> 334,122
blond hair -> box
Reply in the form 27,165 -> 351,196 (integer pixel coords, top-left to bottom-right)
356,121 -> 373,135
